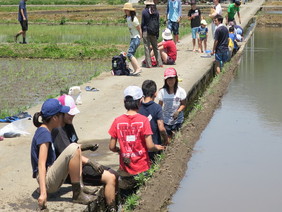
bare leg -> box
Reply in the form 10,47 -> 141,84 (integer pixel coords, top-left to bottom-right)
130,56 -> 141,73
160,49 -> 168,64
192,39 -> 196,51
215,61 -> 221,74
101,170 -> 117,205
204,39 -> 207,52
198,40 -> 202,53
197,38 -> 201,52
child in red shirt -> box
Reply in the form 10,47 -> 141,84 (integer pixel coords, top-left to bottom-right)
152,28 -> 177,65
109,86 -> 164,177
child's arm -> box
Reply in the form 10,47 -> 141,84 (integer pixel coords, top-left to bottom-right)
38,143 -> 49,209
157,120 -> 169,145
173,99 -> 186,119
145,135 -> 165,151
109,137 -> 120,153
136,25 -> 142,39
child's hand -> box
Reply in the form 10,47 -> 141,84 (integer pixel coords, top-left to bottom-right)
173,111 -> 180,120
155,144 -> 165,151
38,194 -> 47,210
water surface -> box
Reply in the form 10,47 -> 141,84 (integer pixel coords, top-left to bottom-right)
169,28 -> 282,212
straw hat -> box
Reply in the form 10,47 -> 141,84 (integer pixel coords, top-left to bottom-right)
122,3 -> 136,11
162,28 -> 173,40
144,0 -> 155,5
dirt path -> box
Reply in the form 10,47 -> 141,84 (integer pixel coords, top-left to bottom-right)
0,0 -> 264,211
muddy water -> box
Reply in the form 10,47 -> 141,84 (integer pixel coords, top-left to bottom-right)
169,28 -> 282,212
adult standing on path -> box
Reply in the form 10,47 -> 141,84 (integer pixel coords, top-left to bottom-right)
141,0 -> 163,68
212,15 -> 229,74
167,0 -> 182,43
15,0 -> 28,44
209,0 -> 222,39
226,0 -> 241,25
123,3 -> 142,75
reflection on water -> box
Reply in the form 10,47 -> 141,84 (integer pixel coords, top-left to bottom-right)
169,28 -> 282,212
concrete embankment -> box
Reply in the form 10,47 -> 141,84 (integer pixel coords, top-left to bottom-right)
0,0 -> 264,211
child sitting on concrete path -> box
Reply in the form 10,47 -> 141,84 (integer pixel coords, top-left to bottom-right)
151,28 -> 177,65
158,68 -> 186,140
52,95 -> 118,212
139,80 -> 169,162
108,86 -> 165,193
31,99 -> 96,210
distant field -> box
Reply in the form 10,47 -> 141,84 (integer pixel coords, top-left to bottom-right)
0,0 -> 125,5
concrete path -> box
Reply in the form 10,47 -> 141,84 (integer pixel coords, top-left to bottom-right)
0,0 -> 264,210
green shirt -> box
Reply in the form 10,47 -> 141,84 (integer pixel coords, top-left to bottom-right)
227,3 -> 240,20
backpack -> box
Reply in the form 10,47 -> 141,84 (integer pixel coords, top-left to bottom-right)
147,13 -> 159,36
111,54 -> 130,76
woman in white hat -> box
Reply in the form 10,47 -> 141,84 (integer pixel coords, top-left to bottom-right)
141,0 -> 163,68
122,3 -> 142,75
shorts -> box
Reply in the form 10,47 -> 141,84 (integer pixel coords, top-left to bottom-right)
82,165 -> 117,186
192,27 -> 198,39
200,36 -> 207,41
167,20 -> 179,35
20,20 -> 28,31
127,37 -> 140,60
215,51 -> 229,67
38,143 -> 79,193
164,123 -> 182,137
164,56 -> 175,65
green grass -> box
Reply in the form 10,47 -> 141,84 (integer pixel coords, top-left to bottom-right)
0,0 -> 125,5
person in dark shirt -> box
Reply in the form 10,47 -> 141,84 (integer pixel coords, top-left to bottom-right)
15,0 -> 28,44
212,15 -> 229,74
139,80 -> 168,161
52,95 -> 118,212
188,2 -> 201,52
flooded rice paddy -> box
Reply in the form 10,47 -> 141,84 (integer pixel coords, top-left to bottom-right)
169,28 -> 282,211
0,58 -> 108,115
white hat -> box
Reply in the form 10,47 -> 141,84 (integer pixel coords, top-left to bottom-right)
162,28 -> 173,40
124,86 -> 143,100
58,95 -> 80,116
144,0 -> 155,5
201,19 -> 207,25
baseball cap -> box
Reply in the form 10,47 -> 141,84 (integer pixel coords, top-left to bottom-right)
164,67 -> 178,79
201,20 -> 207,26
58,95 -> 80,116
41,98 -> 70,118
124,86 -> 143,100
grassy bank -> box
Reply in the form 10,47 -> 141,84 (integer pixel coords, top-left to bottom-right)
0,0 -> 125,5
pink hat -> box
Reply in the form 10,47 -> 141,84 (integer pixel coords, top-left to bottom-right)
164,67 -> 177,79
58,95 -> 80,116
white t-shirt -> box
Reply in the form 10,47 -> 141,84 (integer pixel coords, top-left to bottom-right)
215,3 -> 222,15
126,16 -> 140,39
158,86 -> 187,125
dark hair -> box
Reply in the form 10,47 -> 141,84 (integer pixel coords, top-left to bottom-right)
124,96 -> 140,110
142,80 -> 157,98
162,76 -> 178,94
235,0 -> 241,6
124,11 -> 136,22
229,26 -> 234,32
146,4 -> 157,14
214,14 -> 223,23
33,112 -> 62,128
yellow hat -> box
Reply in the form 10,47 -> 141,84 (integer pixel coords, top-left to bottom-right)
122,3 -> 136,11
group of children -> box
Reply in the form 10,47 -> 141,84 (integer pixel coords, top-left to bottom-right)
31,67 -> 186,211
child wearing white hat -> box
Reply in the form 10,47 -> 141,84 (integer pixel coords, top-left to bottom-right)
198,19 -> 208,53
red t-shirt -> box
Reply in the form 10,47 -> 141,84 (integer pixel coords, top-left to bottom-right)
108,113 -> 153,175
162,40 -> 177,61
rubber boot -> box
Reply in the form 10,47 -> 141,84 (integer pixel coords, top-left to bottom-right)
72,182 -> 96,205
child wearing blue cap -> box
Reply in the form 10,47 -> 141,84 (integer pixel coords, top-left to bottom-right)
30,98 -> 95,209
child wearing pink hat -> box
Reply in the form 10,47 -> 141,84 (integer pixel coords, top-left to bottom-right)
158,68 -> 187,139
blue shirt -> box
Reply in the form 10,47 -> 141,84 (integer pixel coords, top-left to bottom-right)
18,0 -> 27,22
139,101 -> 164,145
31,127 -> 56,178
167,0 -> 182,22
229,33 -> 238,49
198,26 -> 208,38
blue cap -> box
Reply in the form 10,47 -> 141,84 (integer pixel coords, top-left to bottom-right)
41,98 -> 70,118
